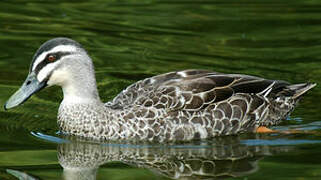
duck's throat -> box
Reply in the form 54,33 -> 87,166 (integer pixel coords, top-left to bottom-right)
61,71 -> 100,104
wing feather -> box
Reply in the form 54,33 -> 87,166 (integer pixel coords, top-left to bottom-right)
106,70 -> 290,112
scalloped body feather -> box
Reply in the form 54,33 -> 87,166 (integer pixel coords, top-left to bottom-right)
58,69 -> 316,142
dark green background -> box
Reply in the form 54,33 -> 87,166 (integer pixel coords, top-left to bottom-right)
0,0 -> 320,179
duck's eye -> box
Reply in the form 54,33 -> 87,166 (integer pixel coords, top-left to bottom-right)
48,55 -> 56,62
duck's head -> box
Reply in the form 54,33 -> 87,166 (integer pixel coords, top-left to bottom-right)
4,37 -> 98,110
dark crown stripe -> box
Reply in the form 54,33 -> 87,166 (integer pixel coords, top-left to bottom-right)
30,38 -> 82,72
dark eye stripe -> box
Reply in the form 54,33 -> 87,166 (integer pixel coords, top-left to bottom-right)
34,52 -> 71,75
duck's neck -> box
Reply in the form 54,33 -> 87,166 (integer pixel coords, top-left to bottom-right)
61,78 -> 100,104
56,59 -> 121,140
60,64 -> 101,105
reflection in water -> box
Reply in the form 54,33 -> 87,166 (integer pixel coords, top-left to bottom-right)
6,169 -> 38,180
58,136 -> 292,180
0,1 -> 320,179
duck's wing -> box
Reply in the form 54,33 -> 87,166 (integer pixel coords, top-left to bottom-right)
106,69 -> 290,111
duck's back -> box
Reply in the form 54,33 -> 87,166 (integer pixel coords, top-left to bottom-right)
105,70 -> 315,141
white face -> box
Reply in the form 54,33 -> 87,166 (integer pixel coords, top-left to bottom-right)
31,45 -> 78,83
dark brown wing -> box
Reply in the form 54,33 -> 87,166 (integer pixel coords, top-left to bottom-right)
106,69 -> 290,111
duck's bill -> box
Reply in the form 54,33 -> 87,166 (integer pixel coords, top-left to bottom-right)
4,72 -> 46,110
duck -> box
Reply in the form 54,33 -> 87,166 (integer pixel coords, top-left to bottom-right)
4,38 -> 316,142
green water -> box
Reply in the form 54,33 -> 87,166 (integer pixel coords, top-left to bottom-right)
0,0 -> 321,179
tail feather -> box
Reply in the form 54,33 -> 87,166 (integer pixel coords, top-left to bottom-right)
287,83 -> 316,99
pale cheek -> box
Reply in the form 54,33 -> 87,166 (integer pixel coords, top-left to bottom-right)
37,63 -> 57,82
47,68 -> 70,86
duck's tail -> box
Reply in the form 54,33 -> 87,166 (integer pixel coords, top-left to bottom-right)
286,83 -> 316,99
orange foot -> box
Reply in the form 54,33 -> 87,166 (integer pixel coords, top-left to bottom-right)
256,126 -> 277,133
255,126 -> 317,135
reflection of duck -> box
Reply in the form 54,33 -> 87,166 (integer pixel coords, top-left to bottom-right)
5,38 -> 316,141
6,169 -> 38,180
58,136 -> 291,180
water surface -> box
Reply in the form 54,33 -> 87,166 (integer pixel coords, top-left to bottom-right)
0,0 -> 321,179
